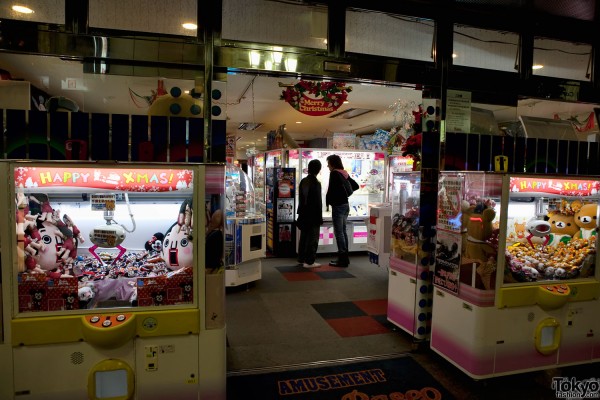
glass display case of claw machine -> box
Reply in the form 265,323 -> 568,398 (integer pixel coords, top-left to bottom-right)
265,149 -> 286,170
224,165 -> 266,287
431,172 -> 600,379
287,149 -> 386,253
0,161 -> 226,400
387,171 -> 429,339
386,155 -> 414,202
248,153 -> 266,215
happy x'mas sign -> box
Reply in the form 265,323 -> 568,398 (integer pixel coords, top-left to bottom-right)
280,80 -> 352,116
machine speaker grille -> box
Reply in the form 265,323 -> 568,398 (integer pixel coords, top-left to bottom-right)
70,351 -> 84,365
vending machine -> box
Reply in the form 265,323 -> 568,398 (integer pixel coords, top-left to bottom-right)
0,161 -> 226,400
387,171 -> 432,341
265,167 -> 296,257
287,148 -> 386,253
430,172 -> 600,378
224,165 -> 265,287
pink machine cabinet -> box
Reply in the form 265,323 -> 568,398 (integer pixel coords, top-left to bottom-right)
0,161 -> 226,400
430,172 -> 600,378
387,171 -> 432,341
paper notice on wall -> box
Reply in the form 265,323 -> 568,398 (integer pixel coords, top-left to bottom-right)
332,133 -> 356,150
446,89 -> 471,133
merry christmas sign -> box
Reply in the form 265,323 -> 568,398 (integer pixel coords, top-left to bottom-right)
280,80 -> 351,116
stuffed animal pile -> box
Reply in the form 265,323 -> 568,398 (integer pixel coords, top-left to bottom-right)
506,200 -> 597,282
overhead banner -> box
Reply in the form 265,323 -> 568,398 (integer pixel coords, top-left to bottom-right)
280,80 -> 352,116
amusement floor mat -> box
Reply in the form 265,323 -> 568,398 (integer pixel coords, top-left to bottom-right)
226,355 -> 455,400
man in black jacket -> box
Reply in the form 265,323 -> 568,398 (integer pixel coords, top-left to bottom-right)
296,159 -> 323,268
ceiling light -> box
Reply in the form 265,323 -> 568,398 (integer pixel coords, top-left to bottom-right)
12,5 -> 34,13
284,57 -> 297,72
532,64 -> 544,70
343,100 -> 349,104
264,60 -> 273,70
296,121 -> 302,124
182,23 -> 197,30
452,53 -> 457,58
249,51 -> 261,67
272,47 -> 283,64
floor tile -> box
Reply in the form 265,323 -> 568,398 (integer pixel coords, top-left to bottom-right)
354,298 -> 388,315
280,272 -> 322,281
315,270 -> 355,279
312,301 -> 366,319
275,265 -> 305,273
326,315 -> 391,337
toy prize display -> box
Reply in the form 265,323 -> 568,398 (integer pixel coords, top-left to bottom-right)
287,148 -> 385,253
0,161 -> 226,400
248,152 -> 266,214
224,165 -> 265,286
430,172 -> 600,379
387,171 -> 432,341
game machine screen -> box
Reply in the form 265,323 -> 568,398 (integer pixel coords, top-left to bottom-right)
0,161 -> 226,400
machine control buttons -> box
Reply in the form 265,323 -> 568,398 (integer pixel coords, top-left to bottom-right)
102,320 -> 112,327
116,314 -> 126,322
90,316 -> 100,323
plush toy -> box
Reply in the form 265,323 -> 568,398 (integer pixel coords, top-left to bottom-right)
544,210 -> 578,246
573,203 -> 598,239
464,206 -> 496,262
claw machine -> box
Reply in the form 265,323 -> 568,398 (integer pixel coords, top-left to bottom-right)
247,152 -> 266,215
0,161 -> 226,400
366,155 -> 412,269
387,171 -> 431,339
224,165 -> 265,286
287,149 -> 386,253
430,172 -> 600,378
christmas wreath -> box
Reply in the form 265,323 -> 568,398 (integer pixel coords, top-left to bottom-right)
280,80 -> 352,110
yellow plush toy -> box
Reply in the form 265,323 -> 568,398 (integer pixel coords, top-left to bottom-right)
573,203 -> 598,239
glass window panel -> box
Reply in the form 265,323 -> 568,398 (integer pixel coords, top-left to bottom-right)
453,25 -> 519,73
222,0 -> 327,50
533,37 -> 592,81
89,0 -> 198,37
346,9 -> 434,62
0,0 -> 65,24
534,0 -> 596,21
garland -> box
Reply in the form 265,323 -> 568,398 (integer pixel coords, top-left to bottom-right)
280,81 -> 352,110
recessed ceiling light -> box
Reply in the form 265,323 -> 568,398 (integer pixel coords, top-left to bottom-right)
343,100 -> 349,104
532,64 -> 544,70
296,121 -> 302,124
182,23 -> 197,30
12,5 -> 34,13
452,53 -> 457,58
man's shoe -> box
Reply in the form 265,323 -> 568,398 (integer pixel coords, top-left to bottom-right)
303,262 -> 321,268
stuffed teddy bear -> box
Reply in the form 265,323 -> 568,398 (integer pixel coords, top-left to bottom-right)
462,202 -> 498,290
544,210 -> 578,246
573,203 -> 598,239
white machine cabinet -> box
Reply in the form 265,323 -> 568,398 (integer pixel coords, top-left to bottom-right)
430,172 -> 600,379
0,161 -> 226,400
366,203 -> 392,268
225,165 -> 265,287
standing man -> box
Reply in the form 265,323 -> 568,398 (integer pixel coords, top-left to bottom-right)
296,159 -> 323,268
325,154 -> 351,267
